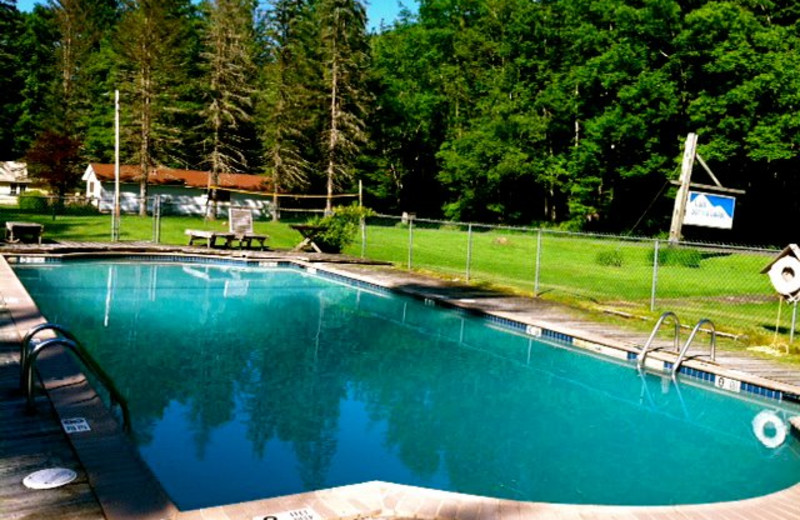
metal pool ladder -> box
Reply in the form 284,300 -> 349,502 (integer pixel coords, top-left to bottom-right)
20,323 -> 131,432
671,318 -> 716,379
637,311 -> 681,371
637,312 -> 717,378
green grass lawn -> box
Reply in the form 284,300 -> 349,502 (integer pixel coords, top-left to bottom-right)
0,207 -> 790,346
349,224 -> 784,343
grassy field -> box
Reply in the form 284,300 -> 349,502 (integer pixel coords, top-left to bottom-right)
351,223 -> 783,343
0,206 -> 791,347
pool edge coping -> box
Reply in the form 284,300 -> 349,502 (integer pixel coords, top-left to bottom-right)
5,249 -> 800,520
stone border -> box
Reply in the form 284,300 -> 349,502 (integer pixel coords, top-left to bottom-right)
5,249 -> 800,520
176,480 -> 800,520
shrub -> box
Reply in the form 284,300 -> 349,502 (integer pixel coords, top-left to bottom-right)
306,204 -> 375,253
596,249 -> 625,267
648,246 -> 702,268
18,191 -> 49,212
63,200 -> 100,216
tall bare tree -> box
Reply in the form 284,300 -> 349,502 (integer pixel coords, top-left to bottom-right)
202,0 -> 257,219
317,0 -> 368,213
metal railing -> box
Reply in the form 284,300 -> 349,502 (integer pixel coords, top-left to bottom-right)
637,311 -> 681,371
21,323 -> 131,432
671,319 -> 717,378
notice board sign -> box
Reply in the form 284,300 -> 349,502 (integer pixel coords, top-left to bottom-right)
684,191 -> 735,229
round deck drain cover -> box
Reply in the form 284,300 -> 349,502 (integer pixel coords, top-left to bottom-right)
23,468 -> 77,489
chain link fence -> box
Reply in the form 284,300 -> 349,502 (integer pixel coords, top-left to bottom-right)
355,214 -> 788,344
1,196 -> 791,343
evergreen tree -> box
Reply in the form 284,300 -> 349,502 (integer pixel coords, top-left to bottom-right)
0,0 -> 24,157
260,0 -> 313,219
316,0 -> 369,212
49,0 -> 116,138
115,0 -> 195,215
13,6 -> 58,157
201,0 -> 258,219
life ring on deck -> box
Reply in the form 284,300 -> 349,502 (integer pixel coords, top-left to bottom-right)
752,410 -> 787,449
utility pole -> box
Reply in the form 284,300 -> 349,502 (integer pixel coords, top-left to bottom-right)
112,89 -> 121,242
668,132 -> 698,244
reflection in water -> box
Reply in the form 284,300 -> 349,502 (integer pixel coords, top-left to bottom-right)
14,262 -> 800,509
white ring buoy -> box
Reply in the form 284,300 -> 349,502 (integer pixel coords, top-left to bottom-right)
752,410 -> 787,449
768,256 -> 800,296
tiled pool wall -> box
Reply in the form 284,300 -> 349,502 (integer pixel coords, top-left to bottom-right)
7,252 -> 796,407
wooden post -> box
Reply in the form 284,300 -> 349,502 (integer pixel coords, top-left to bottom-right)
668,133 -> 698,243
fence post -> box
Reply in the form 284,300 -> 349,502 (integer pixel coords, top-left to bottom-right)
360,217 -> 366,259
650,239 -> 660,312
466,223 -> 473,282
534,229 -> 542,295
792,300 -> 798,345
152,195 -> 161,244
110,196 -> 118,242
407,217 -> 414,270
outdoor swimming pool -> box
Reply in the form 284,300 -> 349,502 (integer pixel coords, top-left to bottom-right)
14,259 -> 800,510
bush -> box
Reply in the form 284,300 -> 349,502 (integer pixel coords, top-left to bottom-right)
648,246 -> 702,268
595,249 -> 625,267
306,204 -> 375,253
18,191 -> 49,212
62,200 -> 100,216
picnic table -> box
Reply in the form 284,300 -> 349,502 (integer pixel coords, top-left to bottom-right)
5,221 -> 44,244
290,224 -> 327,253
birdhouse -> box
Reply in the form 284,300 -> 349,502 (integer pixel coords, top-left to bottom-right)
762,244 -> 800,301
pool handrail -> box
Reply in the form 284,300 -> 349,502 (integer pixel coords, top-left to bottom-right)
637,311 -> 681,372
20,322 -> 79,388
671,318 -> 717,379
21,332 -> 131,433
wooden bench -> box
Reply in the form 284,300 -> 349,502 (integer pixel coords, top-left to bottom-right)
5,221 -> 43,244
184,229 -> 234,248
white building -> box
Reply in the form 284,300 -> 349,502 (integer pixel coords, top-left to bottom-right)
82,163 -> 273,216
0,161 -> 32,204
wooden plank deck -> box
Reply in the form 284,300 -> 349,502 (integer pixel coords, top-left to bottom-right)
0,327 -> 104,519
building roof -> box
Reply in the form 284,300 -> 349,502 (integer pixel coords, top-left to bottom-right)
0,162 -> 31,184
86,163 -> 273,193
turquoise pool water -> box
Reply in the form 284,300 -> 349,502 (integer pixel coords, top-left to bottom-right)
14,260 -> 800,509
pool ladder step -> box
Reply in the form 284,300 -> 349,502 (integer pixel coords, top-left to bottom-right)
637,312 -> 716,378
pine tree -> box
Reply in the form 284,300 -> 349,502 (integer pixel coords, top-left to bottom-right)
115,0 -> 194,215
316,0 -> 369,212
202,0 -> 258,219
49,0 -> 116,138
260,0 -> 313,220
0,0 -> 24,157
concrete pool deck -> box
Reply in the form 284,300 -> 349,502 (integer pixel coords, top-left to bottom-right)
2,243 -> 800,520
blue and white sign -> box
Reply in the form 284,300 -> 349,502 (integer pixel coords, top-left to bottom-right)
684,191 -> 735,229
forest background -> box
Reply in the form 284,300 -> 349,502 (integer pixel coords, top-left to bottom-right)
1,0 -> 799,245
